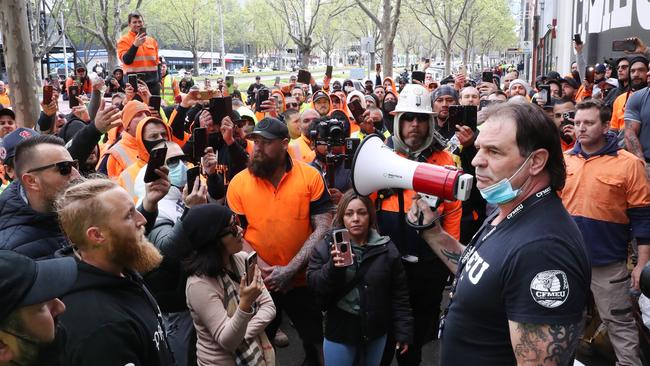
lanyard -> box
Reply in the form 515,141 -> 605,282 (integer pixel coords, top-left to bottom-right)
439,186 -> 553,337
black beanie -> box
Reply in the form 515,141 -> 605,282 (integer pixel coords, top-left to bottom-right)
181,204 -> 233,251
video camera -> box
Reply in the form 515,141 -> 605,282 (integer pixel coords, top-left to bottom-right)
309,118 -> 360,182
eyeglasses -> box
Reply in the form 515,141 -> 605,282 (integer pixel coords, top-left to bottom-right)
166,155 -> 187,168
27,160 -> 79,175
219,214 -> 241,237
617,65 -> 629,70
76,69 -> 85,73
401,112 -> 430,122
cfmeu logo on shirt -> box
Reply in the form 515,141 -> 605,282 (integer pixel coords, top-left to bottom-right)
529,270 -> 570,308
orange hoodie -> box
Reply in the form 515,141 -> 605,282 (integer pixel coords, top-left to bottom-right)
383,77 -> 397,95
117,117 -> 172,199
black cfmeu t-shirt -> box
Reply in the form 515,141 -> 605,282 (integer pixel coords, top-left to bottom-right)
440,189 -> 590,365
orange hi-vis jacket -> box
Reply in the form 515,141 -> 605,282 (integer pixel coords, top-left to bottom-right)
117,31 -> 159,74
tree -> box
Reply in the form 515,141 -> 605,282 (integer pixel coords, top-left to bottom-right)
410,0 -> 474,75
473,0 -> 516,70
26,0 -> 71,82
316,22 -> 342,65
354,0 -> 401,77
268,0 -> 323,67
71,0 -> 144,71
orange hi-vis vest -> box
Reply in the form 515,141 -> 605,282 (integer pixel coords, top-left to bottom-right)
117,31 -> 159,74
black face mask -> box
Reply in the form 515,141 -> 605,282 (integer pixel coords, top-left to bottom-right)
383,101 -> 397,113
143,138 -> 166,154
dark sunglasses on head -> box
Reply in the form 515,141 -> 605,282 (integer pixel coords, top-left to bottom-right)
27,160 -> 79,175
401,112 -> 430,122
219,214 -> 241,237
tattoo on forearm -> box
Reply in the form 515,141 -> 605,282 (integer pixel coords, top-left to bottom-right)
513,321 -> 582,366
625,120 -> 645,159
441,249 -> 460,264
289,213 -> 332,272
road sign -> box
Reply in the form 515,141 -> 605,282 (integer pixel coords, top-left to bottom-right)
521,41 -> 532,53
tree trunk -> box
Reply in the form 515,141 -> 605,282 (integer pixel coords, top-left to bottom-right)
299,44 -> 311,68
0,0 -> 39,127
106,43 -> 119,73
383,33 -> 394,77
193,51 -> 200,76
444,47 -> 452,75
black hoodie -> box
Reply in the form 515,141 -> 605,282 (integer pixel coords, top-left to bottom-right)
58,261 -> 175,366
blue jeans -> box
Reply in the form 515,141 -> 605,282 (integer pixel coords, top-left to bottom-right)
324,334 -> 387,366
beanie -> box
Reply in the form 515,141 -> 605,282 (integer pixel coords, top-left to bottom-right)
432,85 -> 459,102
509,79 -> 532,94
121,100 -> 150,130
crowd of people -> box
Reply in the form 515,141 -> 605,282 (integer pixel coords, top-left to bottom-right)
2,8 -> 650,366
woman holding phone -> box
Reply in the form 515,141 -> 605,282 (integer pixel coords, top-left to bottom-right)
307,191 -> 413,366
184,204 -> 276,366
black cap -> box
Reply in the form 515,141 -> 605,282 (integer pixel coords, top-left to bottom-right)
0,107 -> 15,120
247,117 -> 289,140
0,251 -> 77,322
255,76 -> 261,80
560,76 -> 580,89
546,71 -> 561,80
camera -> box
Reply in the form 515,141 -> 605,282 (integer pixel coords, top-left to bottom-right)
309,118 -> 360,183
312,119 -> 346,147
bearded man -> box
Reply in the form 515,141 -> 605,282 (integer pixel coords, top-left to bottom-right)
227,117 -> 333,366
54,178 -> 176,366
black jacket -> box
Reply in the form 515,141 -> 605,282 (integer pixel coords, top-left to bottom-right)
59,261 -> 175,366
307,233 -> 413,345
0,182 -> 68,259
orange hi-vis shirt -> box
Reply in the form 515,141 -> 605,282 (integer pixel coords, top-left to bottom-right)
117,31 -> 159,74
226,157 -> 332,287
289,135 -> 315,163
610,91 -> 631,132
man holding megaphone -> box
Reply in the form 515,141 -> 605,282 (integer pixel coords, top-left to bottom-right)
408,103 -> 590,366
362,84 -> 463,366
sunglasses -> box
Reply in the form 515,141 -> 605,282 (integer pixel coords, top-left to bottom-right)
27,160 -> 79,175
166,155 -> 187,168
401,112 -> 430,122
219,214 -> 241,237
286,103 -> 299,107
76,69 -> 86,72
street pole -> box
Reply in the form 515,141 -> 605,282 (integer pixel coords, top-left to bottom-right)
61,10 -> 68,79
0,0 -> 39,127
217,0 -> 226,79
210,17 -> 214,72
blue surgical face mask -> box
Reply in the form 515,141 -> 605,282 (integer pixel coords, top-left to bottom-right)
168,162 -> 188,188
479,154 -> 532,205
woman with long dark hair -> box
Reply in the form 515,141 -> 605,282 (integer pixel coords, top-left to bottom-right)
184,204 -> 275,366
307,190 -> 413,366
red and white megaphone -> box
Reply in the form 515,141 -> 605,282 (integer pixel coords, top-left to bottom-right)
351,135 -> 474,201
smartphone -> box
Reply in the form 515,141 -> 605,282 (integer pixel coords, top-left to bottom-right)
448,105 -> 477,131
192,127 -> 208,164
198,90 -> 213,100
347,99 -> 365,122
411,71 -> 425,83
585,66 -> 595,83
425,58 -> 430,64
482,71 -> 493,83
128,74 -> 138,90
562,111 -> 575,122
458,64 -> 467,76
209,96 -> 233,126
68,85 -> 79,109
274,76 -> 281,85
297,69 -> 311,84
139,27 -> 147,35
332,229 -> 353,266
149,95 -> 161,111
573,34 -> 582,45
43,85 -> 54,104
325,66 -> 333,78
245,251 -> 258,285
375,63 -> 381,73
186,166 -> 201,194
612,39 -> 636,52
256,88 -> 270,112
225,76 -> 234,94
144,146 -> 168,183
537,84 -> 551,106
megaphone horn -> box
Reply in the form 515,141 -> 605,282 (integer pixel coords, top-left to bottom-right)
351,135 -> 473,201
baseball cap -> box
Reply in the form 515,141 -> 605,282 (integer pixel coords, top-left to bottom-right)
0,128 -> 39,161
560,75 -> 580,89
0,251 -> 77,322
247,117 -> 289,140
255,76 -> 261,80
595,64 -> 607,73
0,108 -> 15,120
312,91 -> 330,103
604,78 -> 619,88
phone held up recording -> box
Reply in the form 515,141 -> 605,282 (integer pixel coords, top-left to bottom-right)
245,252 -> 258,286
332,229 -> 354,267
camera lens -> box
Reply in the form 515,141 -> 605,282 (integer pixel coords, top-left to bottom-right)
329,124 -> 343,140
340,243 -> 348,252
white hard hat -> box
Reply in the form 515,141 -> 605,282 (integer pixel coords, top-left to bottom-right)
393,84 -> 436,115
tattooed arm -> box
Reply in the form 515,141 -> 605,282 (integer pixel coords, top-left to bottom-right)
625,119 -> 644,160
408,196 -> 465,273
508,320 -> 583,366
264,212 -> 333,292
